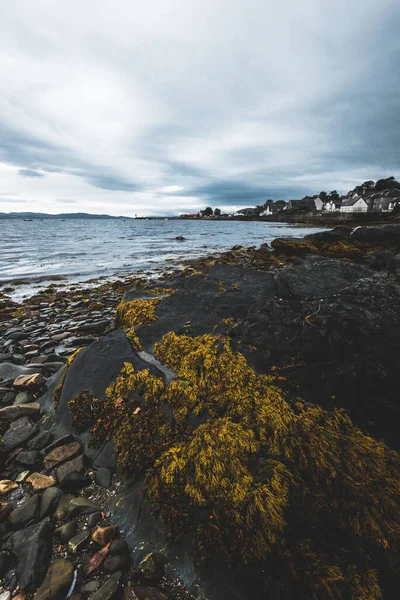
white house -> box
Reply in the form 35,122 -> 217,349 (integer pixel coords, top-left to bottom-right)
323,199 -> 342,212
340,196 -> 368,213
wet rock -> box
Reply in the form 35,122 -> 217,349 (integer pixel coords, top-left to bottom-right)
15,470 -> 30,482
41,433 -> 75,455
27,430 -> 52,450
175,236 -> 186,241
9,493 -> 41,528
92,525 -> 118,547
0,551 -> 10,577
65,337 -> 95,347
55,520 -> 77,543
7,521 -> 54,591
0,480 -> 18,494
95,467 -> 111,489
43,441 -> 81,470
2,417 -> 37,450
137,553 -> 166,581
109,539 -> 128,556
0,591 -> 11,600
0,503 -> 12,521
0,402 -> 40,421
56,454 -> 85,485
16,450 -> 39,466
51,332 -> 71,342
90,572 -> 122,600
68,495 -> 101,517
59,471 -> 91,494
40,487 -> 63,519
13,373 -> 46,391
88,511 -> 103,527
34,559 -> 74,600
68,531 -> 90,554
81,580 -> 101,593
14,392 -> 32,405
103,554 -> 128,573
26,472 -> 56,491
54,494 -> 75,519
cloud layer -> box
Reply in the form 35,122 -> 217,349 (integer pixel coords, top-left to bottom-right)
0,0 -> 399,215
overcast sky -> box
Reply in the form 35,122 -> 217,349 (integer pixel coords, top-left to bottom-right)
0,0 -> 399,216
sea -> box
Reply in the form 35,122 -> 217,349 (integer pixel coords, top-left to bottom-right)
0,218 -> 324,301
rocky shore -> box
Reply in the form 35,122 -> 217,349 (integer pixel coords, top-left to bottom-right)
1,224 -> 400,599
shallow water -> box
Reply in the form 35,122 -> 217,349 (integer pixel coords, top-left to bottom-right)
0,218 -> 324,297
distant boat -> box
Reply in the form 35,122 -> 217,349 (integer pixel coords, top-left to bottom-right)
61,219 -> 66,221
24,218 -> 33,221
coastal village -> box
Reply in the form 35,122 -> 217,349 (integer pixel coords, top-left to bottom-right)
180,175 -> 400,218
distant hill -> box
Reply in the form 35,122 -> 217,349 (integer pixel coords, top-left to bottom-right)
0,212 -> 133,219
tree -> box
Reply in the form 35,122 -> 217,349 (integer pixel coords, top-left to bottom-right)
214,208 -> 221,217
329,190 -> 340,202
201,207 -> 213,217
254,205 -> 263,217
319,192 -> 328,202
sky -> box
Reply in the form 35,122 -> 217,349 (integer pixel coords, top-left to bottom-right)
0,0 -> 399,216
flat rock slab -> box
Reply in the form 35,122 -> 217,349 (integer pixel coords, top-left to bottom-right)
9,493 -> 41,528
13,373 -> 46,391
43,441 -> 81,470
0,402 -> 41,422
7,521 -> 54,591
56,454 -> 85,485
34,558 -> 74,600
26,473 -> 56,491
2,417 -> 37,450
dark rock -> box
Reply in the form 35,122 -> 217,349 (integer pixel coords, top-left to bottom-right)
13,373 -> 46,391
64,337 -> 95,348
0,550 -> 10,578
95,467 -> 111,488
137,552 -> 166,580
2,417 -> 37,451
55,520 -> 77,543
175,236 -> 186,241
56,454 -> 85,485
304,226 -> 351,242
103,554 -> 128,573
7,521 -> 54,591
27,430 -> 52,450
133,587 -> 167,600
350,223 -> 400,245
68,531 -> 90,554
40,486 -> 62,519
15,450 -> 39,466
59,472 -> 91,494
81,580 -> 101,593
9,494 -> 41,528
14,392 -> 32,405
0,402 -> 40,422
34,559 -> 74,600
68,496 -> 101,516
41,433 -> 75,455
90,572 -> 122,600
109,539 -> 128,556
88,511 -> 103,527
43,441 -> 81,470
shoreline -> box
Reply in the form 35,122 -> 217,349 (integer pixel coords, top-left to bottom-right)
1,223 -> 400,599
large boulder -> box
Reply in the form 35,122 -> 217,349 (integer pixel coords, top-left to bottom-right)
7,521 -> 54,591
350,224 -> 400,245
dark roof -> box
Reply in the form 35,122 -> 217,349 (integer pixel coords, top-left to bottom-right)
236,207 -> 256,214
366,188 -> 400,199
341,196 -> 368,207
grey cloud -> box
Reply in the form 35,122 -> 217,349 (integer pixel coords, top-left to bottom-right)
18,169 -> 44,177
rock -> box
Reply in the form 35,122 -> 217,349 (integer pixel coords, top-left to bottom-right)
41,433 -> 75,455
14,392 -> 31,405
34,559 -> 74,600
0,550 -> 10,577
9,494 -> 41,528
65,337 -> 95,348
59,471 -> 91,494
0,502 -> 12,521
26,472 -> 56,491
68,531 -> 90,554
51,332 -> 71,342
16,450 -> 40,466
90,572 -> 121,600
15,470 -> 31,482
56,454 -> 85,485
55,520 -> 77,543
103,554 -> 128,573
13,373 -> 46,391
81,580 -> 101,593
123,583 -> 140,600
95,467 -> 111,488
2,417 -> 37,450
175,236 -> 186,241
40,486 -> 62,519
0,591 -> 11,600
67,495 -> 101,517
137,553 -> 166,581
350,223 -> 400,245
54,494 -> 75,520
92,525 -> 117,547
88,511 -> 103,527
132,587 -> 167,600
43,441 -> 81,470
109,539 -> 128,555
27,430 -> 52,450
0,479 -> 18,494
7,521 -> 54,591
0,402 -> 40,422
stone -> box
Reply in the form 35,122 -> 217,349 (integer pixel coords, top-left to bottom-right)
43,441 -> 81,470
51,332 -> 71,342
11,594 -> 28,600
9,494 -> 41,528
103,554 -> 128,573
137,553 -> 166,581
13,373 -> 46,391
123,583 -> 140,600
2,417 -> 37,450
41,433 -> 74,455
92,525 -> 117,547
55,520 -> 77,543
59,472 -> 91,494
40,487 -> 62,519
34,559 -> 74,600
15,470 -> 30,482
54,494 -> 75,520
90,572 -> 121,600
0,502 -> 12,521
0,550 -> 10,577
0,479 -> 18,494
68,496 -> 101,516
0,591 -> 11,600
0,402 -> 40,422
95,467 -> 111,488
26,472 -> 56,491
88,511 -> 103,527
56,454 -> 85,485
27,430 -> 52,450
81,580 -> 101,593
109,539 -> 128,555
14,392 -> 31,405
16,450 -> 39,466
67,531 -> 90,554
7,521 -> 54,591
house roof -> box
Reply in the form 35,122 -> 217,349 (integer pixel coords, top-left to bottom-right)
341,196 -> 367,207
366,188 -> 400,199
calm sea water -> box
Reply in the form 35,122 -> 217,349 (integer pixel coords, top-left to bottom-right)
0,218 -> 324,296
